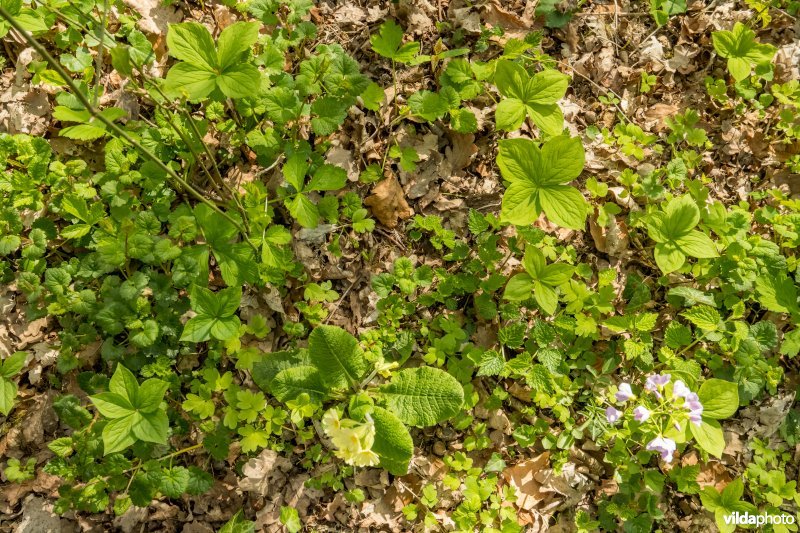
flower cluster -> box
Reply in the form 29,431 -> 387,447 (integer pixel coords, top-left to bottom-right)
322,409 -> 380,467
605,373 -> 704,464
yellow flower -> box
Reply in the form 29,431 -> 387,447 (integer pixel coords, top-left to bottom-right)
322,409 -> 380,467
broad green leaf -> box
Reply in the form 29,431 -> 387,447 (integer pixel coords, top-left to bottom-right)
698,379 -> 739,419
675,230 -> 719,259
109,364 -> 139,405
216,21 -> 260,70
755,273 -> 799,315
0,351 -> 27,378
216,63 -> 262,99
91,392 -> 135,419
370,20 -> 419,63
498,136 -> 587,229
682,305 -> 722,331
102,414 -> 137,455
213,242 -> 258,287
0,378 -> 18,416
164,63 -> 218,101
494,98 -> 527,131
371,407 -> 413,475
533,281 -> 558,315
308,325 -> 367,390
271,365 -> 327,402
136,379 -> 169,413
252,350 -> 310,393
690,418 -> 725,458
379,367 -> 464,427
166,22 -> 216,70
654,242 -> 686,274
503,273 -> 534,301
283,153 -> 309,192
408,91 -> 448,121
132,410 -> 169,444
160,467 -> 191,499
307,164 -> 347,192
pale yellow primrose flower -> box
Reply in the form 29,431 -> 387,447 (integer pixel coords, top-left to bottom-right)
321,409 -> 380,467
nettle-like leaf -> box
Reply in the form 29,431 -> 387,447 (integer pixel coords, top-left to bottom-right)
646,195 -> 719,274
712,22 -> 776,82
498,135 -> 588,229
165,22 -> 262,101
503,246 -> 573,315
493,59 -> 569,134
370,20 -> 419,64
89,365 -> 169,455
181,285 -> 241,342
378,367 -> 464,427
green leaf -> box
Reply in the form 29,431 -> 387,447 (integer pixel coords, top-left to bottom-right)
654,242 -> 686,274
181,285 -> 242,342
498,136 -> 587,229
690,418 -> 725,458
682,305 -> 722,331
379,367 -> 464,427
164,63 -> 218,101
216,21 -> 260,70
102,414 -> 137,455
697,379 -> 739,419
271,366 -> 327,402
0,351 -> 27,378
371,406 -> 413,475
370,20 -> 419,63
0,378 -> 18,416
311,96 -> 349,136
755,273 -> 799,315
408,91 -> 449,121
166,22 -> 217,70
109,364 -> 139,405
308,325 -> 367,390
160,467 -> 191,499
216,63 -> 261,99
494,98 -> 527,131
307,164 -> 347,192
288,194 -> 320,228
136,379 -> 169,413
132,410 -> 169,444
503,273 -> 534,301
91,392 -> 135,418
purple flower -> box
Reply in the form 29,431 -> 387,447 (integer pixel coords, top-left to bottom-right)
672,380 -> 691,399
646,436 -> 677,463
615,383 -> 634,402
688,409 -> 703,426
633,406 -> 651,422
644,373 -> 671,398
606,406 -> 622,423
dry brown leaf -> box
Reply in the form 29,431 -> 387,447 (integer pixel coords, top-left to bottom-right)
122,0 -> 182,36
446,132 -> 477,171
589,216 -> 630,256
364,176 -> 413,228
237,449 -> 292,496
502,452 -> 551,512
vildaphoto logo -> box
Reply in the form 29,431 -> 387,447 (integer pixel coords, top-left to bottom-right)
722,512 -> 796,526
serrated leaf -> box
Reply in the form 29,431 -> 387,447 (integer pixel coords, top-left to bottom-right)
370,20 -> 419,63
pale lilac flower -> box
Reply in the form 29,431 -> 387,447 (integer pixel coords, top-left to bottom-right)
633,406 -> 651,422
688,409 -> 703,426
615,383 -> 634,402
646,436 -> 677,463
644,373 -> 671,398
606,406 -> 622,424
672,380 -> 691,399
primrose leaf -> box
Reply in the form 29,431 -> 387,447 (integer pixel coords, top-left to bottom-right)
308,325 -> 367,390
379,367 -> 464,427
371,406 -> 413,475
271,366 -> 327,402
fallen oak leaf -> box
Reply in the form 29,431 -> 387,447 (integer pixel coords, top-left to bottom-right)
364,176 -> 413,228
